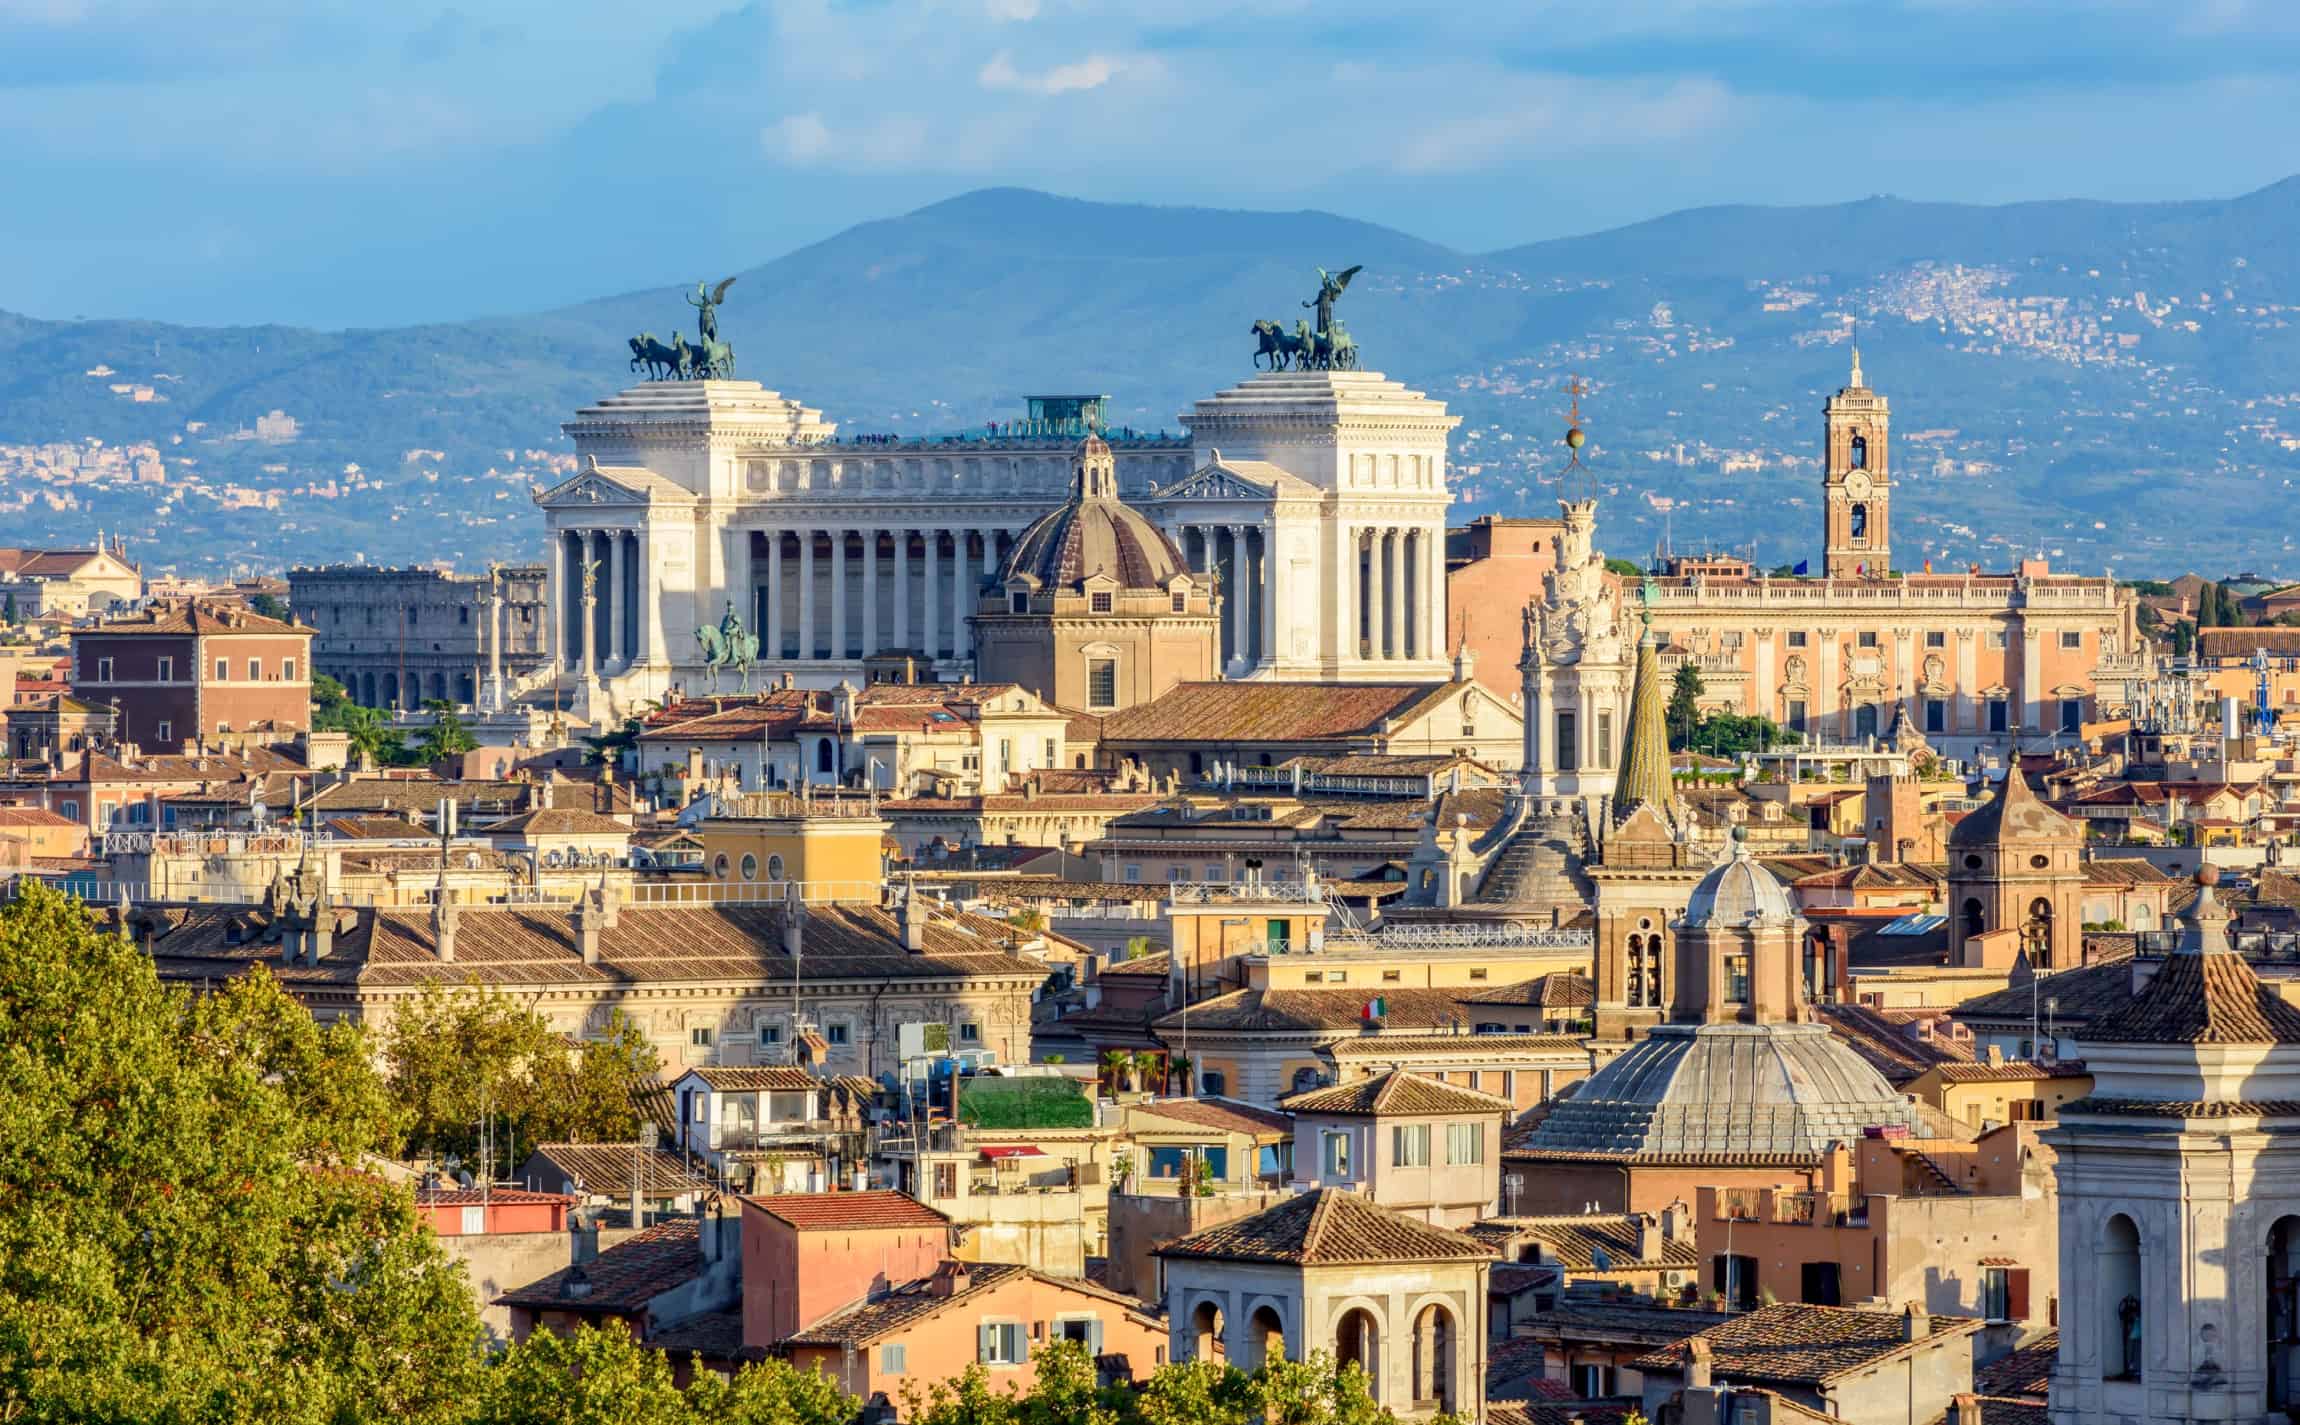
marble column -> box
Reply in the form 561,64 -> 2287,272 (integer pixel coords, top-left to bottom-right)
923,531 -> 940,660
1228,526 -> 1249,670
860,527 -> 879,660
1383,528 -> 1402,663
830,529 -> 848,661
892,531 -> 910,655
1365,528 -> 1386,659
1258,525 -> 1279,668
549,533 -> 567,674
799,530 -> 818,660
764,533 -> 783,660
486,573 -> 504,701
950,531 -> 969,661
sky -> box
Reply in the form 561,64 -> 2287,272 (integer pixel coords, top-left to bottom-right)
7,0 -> 2300,328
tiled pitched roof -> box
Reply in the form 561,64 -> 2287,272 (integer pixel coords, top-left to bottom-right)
1949,769 -> 2079,849
2086,948 -> 2300,1044
1155,1187 -> 1493,1266
1973,1332 -> 2056,1398
2084,859 -> 2173,888
1280,1069 -> 1513,1117
1926,1060 -> 2086,1084
782,1261 -> 1155,1349
1951,959 -> 2137,1027
524,1144 -> 713,1197
1629,1304 -> 1982,1386
494,1216 -> 704,1312
1514,1303 -> 1733,1344
1487,1405 -> 1631,1425
1153,984 -> 1530,1033
413,1186 -> 574,1208
487,807 -> 632,836
1326,1033 -> 1590,1058
646,1310 -> 755,1361
1097,681 -> 1468,745
1813,1003 -> 1970,1086
680,1066 -> 818,1091
76,599 -> 308,638
743,1190 -> 949,1232
1464,1215 -> 1697,1271
2059,1097 -> 2300,1118
1459,972 -> 1594,1008
1129,1097 -> 1295,1137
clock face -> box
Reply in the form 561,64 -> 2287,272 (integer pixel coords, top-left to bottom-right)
1844,471 -> 1873,499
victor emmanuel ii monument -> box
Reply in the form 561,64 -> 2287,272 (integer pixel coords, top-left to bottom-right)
533,269 -> 1460,716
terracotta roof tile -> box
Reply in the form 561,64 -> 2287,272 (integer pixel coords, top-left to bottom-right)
1129,1097 -> 1295,1137
1629,1303 -> 1981,1386
1280,1069 -> 1514,1117
1155,1187 -> 1493,1266
1926,1060 -> 2086,1084
2060,1096 -> 2300,1118
680,1066 -> 820,1091
524,1144 -> 713,1197
743,1190 -> 949,1232
1464,1214 -> 1697,1271
1326,1033 -> 1591,1058
1154,985 -> 1531,1033
76,598 -> 309,638
2086,948 -> 2300,1045
783,1262 -> 1028,1347
1974,1332 -> 2056,1398
494,1216 -> 705,1312
1097,681 -> 1468,745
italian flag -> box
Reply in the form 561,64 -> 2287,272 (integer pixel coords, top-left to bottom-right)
1363,997 -> 1387,1022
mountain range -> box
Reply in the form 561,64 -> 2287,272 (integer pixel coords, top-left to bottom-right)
5,181 -> 2299,578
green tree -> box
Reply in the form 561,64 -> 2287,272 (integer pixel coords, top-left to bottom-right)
0,881 -> 484,1422
1687,711 -> 1786,758
1665,663 -> 1705,751
414,698 -> 479,765
248,591 -> 291,622
476,1322 -> 857,1425
382,981 -> 657,1177
1603,556 -> 1644,578
2172,620 -> 2196,658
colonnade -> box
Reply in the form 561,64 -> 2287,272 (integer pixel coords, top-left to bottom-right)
555,528 -> 646,677
1352,525 -> 1443,663
1174,523 -> 1273,671
734,526 -> 1023,664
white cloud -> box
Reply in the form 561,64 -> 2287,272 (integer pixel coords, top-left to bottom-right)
761,110 -> 936,168
983,0 -> 1038,20
978,48 -> 1121,95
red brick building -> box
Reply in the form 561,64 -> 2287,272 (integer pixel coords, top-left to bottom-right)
71,601 -> 314,748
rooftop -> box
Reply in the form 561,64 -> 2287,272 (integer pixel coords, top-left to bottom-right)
743,1190 -> 949,1233
494,1216 -> 705,1313
1155,1186 -> 1493,1267
1629,1303 -> 1983,1387
1280,1068 -> 1514,1117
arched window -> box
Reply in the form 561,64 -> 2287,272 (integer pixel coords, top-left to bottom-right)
1850,502 -> 1868,539
1245,1305 -> 1286,1372
2269,1216 -> 2300,1406
815,740 -> 835,774
2024,898 -> 2054,961
1189,1301 -> 1224,1362
1411,1304 -> 1457,1414
2103,1213 -> 2142,1380
1962,897 -> 1987,949
1850,434 -> 1868,470
1335,1308 -> 1380,1397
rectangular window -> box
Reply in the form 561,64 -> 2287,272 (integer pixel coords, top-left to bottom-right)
283,658 -> 298,680
1571,1364 -> 1615,1399
1787,699 -> 1807,732
2060,630 -> 2082,651
1981,1267 -> 2010,1321
1595,710 -> 1614,770
1171,592 -> 1186,613
1555,711 -> 1577,772
1391,1124 -> 1430,1168
214,658 -> 228,680
1925,630 -> 1946,649
1446,1122 -> 1483,1165
1802,1261 -> 1843,1306
959,1023 -> 980,1043
1148,1146 -> 1191,1179
1089,591 -> 1113,613
247,658 -> 261,680
1988,699 -> 2010,734
96,657 -> 115,681
1858,631 -> 1879,649
1715,1253 -> 1759,1312
156,656 -> 173,681
460,1204 -> 486,1236
1205,864 -> 1225,882
1323,1131 -> 1349,1176
155,721 -> 172,745
878,1344 -> 906,1374
1123,865 -> 1141,883
1925,698 -> 1946,734
1010,591 -> 1029,614
1724,954 -> 1751,1002
2060,698 -> 2084,735
1468,968 -> 1489,981
979,1322 -> 1026,1366
1087,659 -> 1117,709
826,1023 -> 850,1045
1381,969 -> 1401,983
1787,631 -> 1808,648
1327,970 -> 1347,984
933,1162 -> 957,1198
690,1027 -> 712,1047
760,1025 -> 782,1044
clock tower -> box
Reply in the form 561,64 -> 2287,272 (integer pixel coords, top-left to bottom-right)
1822,346 -> 1890,580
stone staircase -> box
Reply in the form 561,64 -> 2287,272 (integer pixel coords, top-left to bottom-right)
1473,812 -> 1591,909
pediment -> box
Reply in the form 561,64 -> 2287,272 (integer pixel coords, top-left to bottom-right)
536,456 -> 692,509
1153,461 -> 1278,503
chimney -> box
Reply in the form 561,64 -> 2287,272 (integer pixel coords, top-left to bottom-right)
1637,1213 -> 1663,1262
928,1260 -> 971,1297
1685,1336 -> 1712,1390
696,1201 -> 723,1263
432,898 -> 458,963
1902,1302 -> 1930,1340
573,891 -> 602,966
1663,1198 -> 1692,1243
782,887 -> 804,960
1985,1043 -> 2005,1066
569,1208 -> 599,1265
901,886 -> 928,952
1953,1397 -> 1981,1425
310,899 -> 338,962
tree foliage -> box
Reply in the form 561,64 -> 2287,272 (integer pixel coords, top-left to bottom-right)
249,591 -> 292,622
416,698 -> 480,765
382,982 -> 658,1177
314,678 -> 405,768
902,1344 -> 1438,1425
1665,663 -> 1704,751
0,881 -> 484,1423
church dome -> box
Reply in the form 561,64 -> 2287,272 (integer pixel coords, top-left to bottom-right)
1683,832 -> 1796,929
1519,1022 -> 1923,1158
999,436 -> 1188,593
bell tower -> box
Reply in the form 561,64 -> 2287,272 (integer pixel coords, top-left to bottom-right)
1821,345 -> 1890,580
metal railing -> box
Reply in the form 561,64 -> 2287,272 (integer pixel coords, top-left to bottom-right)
1324,922 -> 1594,950
1167,880 -> 1326,905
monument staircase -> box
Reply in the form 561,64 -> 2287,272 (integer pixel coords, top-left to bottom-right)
1472,809 -> 1592,910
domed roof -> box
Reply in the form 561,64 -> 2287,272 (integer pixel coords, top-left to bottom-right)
1519,1022 -> 1923,1158
1683,832 -> 1796,929
999,436 -> 1188,593
1949,766 -> 2077,849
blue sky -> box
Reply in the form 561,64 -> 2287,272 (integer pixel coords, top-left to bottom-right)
6,0 -> 2300,327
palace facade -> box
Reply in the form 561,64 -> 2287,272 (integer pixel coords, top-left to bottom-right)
532,371 -> 1458,717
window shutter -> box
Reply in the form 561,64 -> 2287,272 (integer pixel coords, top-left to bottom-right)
1014,1323 -> 1030,1363
2007,1268 -> 2031,1321
979,1324 -> 995,1362
1088,1318 -> 1104,1353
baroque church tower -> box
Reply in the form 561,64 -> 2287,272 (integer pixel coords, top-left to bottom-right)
1822,345 -> 1891,579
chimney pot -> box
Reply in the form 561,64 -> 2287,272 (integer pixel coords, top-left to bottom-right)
1686,1335 -> 1713,1389
1903,1302 -> 1930,1340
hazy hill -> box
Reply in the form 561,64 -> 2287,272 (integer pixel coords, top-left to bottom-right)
1,183 -> 2295,576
